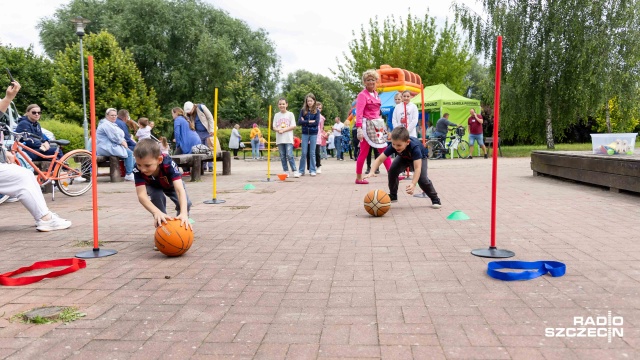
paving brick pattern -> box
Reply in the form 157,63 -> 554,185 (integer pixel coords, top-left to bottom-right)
0,156 -> 638,359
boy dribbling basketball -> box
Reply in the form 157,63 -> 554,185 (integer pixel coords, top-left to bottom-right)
364,127 -> 441,208
133,139 -> 193,233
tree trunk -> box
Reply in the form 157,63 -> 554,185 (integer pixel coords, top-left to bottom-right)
545,101 -> 555,149
605,102 -> 611,133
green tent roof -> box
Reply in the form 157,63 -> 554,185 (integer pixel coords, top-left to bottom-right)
410,83 -> 480,109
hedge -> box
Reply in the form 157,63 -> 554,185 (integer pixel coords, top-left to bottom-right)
39,119 -> 85,152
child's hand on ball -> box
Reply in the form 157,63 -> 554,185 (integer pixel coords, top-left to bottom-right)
177,213 -> 192,230
154,212 -> 173,228
405,183 -> 415,195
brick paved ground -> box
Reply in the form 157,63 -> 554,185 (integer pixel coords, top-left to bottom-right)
0,155 -> 638,359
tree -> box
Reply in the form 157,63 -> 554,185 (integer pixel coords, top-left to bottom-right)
45,31 -> 160,125
333,12 -> 471,97
281,70 -> 351,122
38,0 -> 280,113
218,71 -> 265,123
0,44 -> 53,113
453,0 -> 640,147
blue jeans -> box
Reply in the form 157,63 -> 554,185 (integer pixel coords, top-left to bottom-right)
123,148 -> 134,175
251,137 -> 260,159
277,143 -> 296,172
334,135 -> 343,159
299,134 -> 317,174
197,130 -> 212,168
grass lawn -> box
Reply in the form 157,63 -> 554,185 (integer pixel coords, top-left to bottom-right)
486,143 -> 594,158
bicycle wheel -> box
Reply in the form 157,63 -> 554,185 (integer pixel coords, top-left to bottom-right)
456,140 -> 471,159
55,150 -> 93,197
426,140 -> 444,160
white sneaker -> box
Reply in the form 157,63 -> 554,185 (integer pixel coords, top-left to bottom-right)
124,173 -> 135,181
316,167 -> 322,174
293,172 -> 301,178
6,197 -> 19,203
74,177 -> 86,183
310,172 -> 316,177
36,213 -> 72,232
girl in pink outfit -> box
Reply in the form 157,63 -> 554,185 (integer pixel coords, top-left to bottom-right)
354,69 -> 391,184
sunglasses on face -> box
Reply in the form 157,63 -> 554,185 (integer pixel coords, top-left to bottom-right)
31,111 -> 42,115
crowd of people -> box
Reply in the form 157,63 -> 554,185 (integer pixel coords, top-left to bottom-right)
1,69 -> 489,235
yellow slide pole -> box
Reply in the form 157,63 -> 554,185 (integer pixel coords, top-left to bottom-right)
263,105 -> 272,182
204,87 -> 225,204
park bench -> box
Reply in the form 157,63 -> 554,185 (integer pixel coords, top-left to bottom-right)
94,151 -> 231,183
170,151 -> 231,181
484,137 -> 503,157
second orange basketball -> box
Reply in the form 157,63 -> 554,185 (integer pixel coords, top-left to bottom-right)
363,189 -> 391,217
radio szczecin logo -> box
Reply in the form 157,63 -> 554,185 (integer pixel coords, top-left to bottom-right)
545,311 -> 623,343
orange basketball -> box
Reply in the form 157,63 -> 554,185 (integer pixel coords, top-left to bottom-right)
363,189 -> 391,217
154,219 -> 194,256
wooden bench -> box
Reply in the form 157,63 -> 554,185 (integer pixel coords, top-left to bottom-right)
94,151 -> 231,182
171,151 -> 231,182
485,137 -> 503,157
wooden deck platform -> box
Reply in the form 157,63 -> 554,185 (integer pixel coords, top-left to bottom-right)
530,150 -> 640,193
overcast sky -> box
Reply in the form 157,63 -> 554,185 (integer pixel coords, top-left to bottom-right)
2,0 -> 484,78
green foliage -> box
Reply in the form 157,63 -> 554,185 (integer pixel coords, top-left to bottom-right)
500,143 -> 593,158
333,13 -> 471,97
40,119 -> 84,151
0,44 -> 53,113
218,71 -> 265,122
45,31 -> 161,126
281,70 -> 351,122
38,0 -> 280,114
453,0 -> 640,147
595,97 -> 640,133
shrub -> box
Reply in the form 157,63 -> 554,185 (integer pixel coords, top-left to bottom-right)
39,119 -> 84,151
215,125 -> 333,150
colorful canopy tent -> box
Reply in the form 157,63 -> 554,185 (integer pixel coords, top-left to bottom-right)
410,84 -> 481,128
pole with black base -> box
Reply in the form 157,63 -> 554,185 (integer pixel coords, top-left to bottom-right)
262,105 -> 272,182
471,36 -> 514,259
76,56 -> 117,259
204,88 -> 225,205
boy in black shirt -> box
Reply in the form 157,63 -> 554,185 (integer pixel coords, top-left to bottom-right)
365,127 -> 441,208
133,139 -> 192,229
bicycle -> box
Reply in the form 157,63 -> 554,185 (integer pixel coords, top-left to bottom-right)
426,126 -> 471,160
0,124 -> 93,199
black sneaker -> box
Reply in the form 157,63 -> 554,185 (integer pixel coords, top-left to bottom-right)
431,199 -> 442,209
389,194 -> 398,203
365,168 -> 370,174
469,156 -> 473,159
484,153 -> 488,159
375,169 -> 380,174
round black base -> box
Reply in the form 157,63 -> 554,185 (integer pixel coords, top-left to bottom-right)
76,248 -> 118,259
471,247 -> 515,258
261,178 -> 272,182
204,198 -> 226,204
413,192 -> 428,198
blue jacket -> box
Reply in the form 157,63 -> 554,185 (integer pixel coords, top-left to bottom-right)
15,116 -> 49,150
298,110 -> 320,135
174,116 -> 200,154
96,118 -> 127,158
116,118 -> 136,149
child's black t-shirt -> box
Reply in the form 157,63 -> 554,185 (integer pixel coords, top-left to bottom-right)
133,154 -> 182,190
383,137 -> 428,161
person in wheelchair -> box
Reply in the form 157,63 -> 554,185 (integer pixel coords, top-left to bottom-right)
15,104 -> 63,161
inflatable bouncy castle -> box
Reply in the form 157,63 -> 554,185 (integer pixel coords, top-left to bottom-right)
376,65 -> 422,95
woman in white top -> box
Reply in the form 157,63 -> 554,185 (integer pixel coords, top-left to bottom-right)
228,124 -> 242,159
392,90 -> 419,138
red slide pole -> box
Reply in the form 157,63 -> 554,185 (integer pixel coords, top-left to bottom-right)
76,56 -> 118,259
471,35 -> 514,259
89,56 -> 99,249
490,36 -> 503,247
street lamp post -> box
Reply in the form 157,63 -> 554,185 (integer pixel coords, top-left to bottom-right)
71,16 -> 91,150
